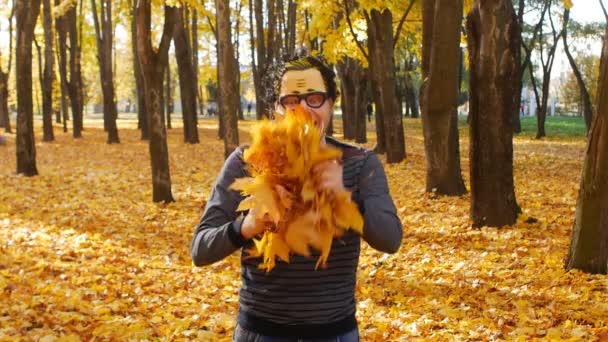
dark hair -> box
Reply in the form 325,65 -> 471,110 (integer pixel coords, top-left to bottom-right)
264,50 -> 339,106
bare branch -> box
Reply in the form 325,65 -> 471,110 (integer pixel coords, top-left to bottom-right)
342,0 -> 368,61
600,0 -> 608,22
393,0 -> 416,49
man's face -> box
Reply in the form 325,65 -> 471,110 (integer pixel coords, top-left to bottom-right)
276,69 -> 333,133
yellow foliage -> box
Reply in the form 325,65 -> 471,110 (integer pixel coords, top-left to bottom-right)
0,118 -> 607,340
231,106 -> 363,271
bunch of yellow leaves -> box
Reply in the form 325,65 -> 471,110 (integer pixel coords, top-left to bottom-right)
230,106 -> 364,271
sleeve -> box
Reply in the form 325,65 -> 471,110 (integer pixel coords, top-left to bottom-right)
190,147 -> 250,266
358,152 -> 402,253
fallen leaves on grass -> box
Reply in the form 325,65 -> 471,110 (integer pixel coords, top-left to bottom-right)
0,119 -> 606,341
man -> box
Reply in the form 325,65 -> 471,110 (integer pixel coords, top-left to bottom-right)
191,55 -> 402,341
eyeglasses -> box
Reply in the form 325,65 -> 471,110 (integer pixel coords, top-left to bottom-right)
278,92 -> 328,109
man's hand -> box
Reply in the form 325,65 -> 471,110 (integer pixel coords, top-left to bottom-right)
312,159 -> 344,193
241,208 -> 272,240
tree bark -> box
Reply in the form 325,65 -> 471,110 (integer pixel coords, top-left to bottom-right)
248,0 -> 258,120
131,0 -> 148,139
535,1 -> 561,139
337,57 -> 366,143
467,1 -> 521,228
0,1 -> 12,133
41,0 -> 54,142
15,0 -> 41,176
165,66 -> 172,129
337,60 -> 355,140
55,0 -> 69,132
136,1 -> 176,203
174,6 -> 199,143
0,72 -> 10,133
233,0 -> 244,121
66,6 -> 83,138
254,0 -> 270,119
191,10 -> 203,122
421,0 -> 466,196
286,0 -> 296,56
217,0 -> 240,158
367,9 -> 405,163
91,0 -> 120,144
565,27 -> 608,274
563,9 -> 593,133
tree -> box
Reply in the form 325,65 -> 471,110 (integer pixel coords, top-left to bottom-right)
562,7 -> 593,133
15,0 -> 41,176
564,17 -> 608,275
174,6 -> 199,144
560,54 -> 599,115
91,0 -> 120,144
42,0 -> 54,142
421,0 -> 466,196
165,65 -> 173,129
62,3 -> 84,138
340,0 -> 414,163
336,57 -> 367,143
252,0 -> 274,119
55,0 -> 70,133
514,0 -> 546,134
534,0 -> 563,138
136,1 -> 176,203
466,0 -> 521,227
366,8 -> 406,163
217,0 -> 240,158
0,1 -> 15,134
130,0 -> 148,140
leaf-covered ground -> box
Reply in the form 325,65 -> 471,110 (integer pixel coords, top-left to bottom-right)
1,118 -> 607,341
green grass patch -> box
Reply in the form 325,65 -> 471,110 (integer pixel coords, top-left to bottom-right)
455,115 -> 587,139
518,116 -> 587,138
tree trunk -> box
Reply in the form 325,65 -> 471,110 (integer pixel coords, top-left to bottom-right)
66,6 -> 83,138
41,0 -> 54,142
467,2 -> 521,228
405,72 -> 418,119
536,71 -> 550,138
421,0 -> 466,196
174,7 -> 199,143
131,0 -> 148,139
0,71 -> 10,133
217,0 -> 239,158
286,0 -> 296,56
233,0 -> 244,121
367,9 -> 405,163
337,60 -> 355,140
55,0 -> 69,131
248,0 -> 258,120
0,2 -> 14,133
136,1 -> 176,203
191,9 -> 203,123
165,66 -> 172,129
92,0 -> 119,144
563,9 -> 593,134
254,0 -> 269,119
355,71 -> 367,143
564,27 -> 608,274
337,57 -> 366,143
15,0 -> 41,176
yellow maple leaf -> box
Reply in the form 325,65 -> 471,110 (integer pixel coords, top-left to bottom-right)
231,105 -> 364,271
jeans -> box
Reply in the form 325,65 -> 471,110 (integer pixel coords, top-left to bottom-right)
232,324 -> 360,342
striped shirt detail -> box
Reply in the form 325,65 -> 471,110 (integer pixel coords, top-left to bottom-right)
238,139 -> 367,325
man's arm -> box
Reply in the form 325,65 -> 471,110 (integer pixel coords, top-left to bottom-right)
190,147 -> 249,266
358,152 -> 402,253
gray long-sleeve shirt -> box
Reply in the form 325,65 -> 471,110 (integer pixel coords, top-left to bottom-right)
190,137 -> 402,336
